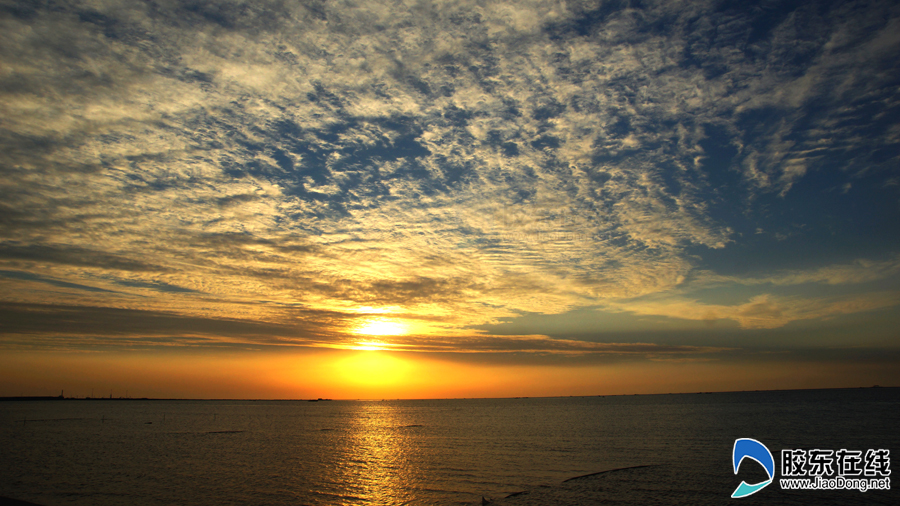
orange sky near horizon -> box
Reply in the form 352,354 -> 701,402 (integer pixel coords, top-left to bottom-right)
1,349 -> 895,400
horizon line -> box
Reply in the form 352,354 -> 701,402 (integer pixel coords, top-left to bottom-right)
2,385 -> 894,402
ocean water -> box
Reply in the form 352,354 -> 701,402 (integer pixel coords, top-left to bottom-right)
0,388 -> 896,505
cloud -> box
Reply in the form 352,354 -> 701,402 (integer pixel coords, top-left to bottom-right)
1,0 -> 898,355
0,243 -> 170,272
615,292 -> 900,330
0,301 -> 345,349
0,300 -> 732,363
696,255 -> 900,287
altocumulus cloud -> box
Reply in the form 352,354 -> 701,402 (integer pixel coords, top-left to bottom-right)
1,0 -> 899,357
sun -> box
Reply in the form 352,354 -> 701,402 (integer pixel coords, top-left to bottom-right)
354,318 -> 408,336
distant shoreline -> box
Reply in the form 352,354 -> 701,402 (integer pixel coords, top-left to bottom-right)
1,385 -> 894,402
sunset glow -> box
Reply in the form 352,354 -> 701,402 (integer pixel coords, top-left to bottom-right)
1,0 -> 899,399
335,352 -> 412,391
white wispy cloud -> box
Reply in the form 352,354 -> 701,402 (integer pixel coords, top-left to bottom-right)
611,291 -> 900,330
694,256 -> 900,288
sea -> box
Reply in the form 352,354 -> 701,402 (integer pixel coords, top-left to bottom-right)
0,388 -> 897,505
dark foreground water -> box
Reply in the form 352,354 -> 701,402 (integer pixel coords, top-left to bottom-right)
0,388 -> 897,505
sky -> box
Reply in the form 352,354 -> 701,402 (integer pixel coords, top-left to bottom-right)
1,0 -> 899,399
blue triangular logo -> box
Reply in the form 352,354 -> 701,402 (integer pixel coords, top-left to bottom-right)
732,438 -> 775,498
